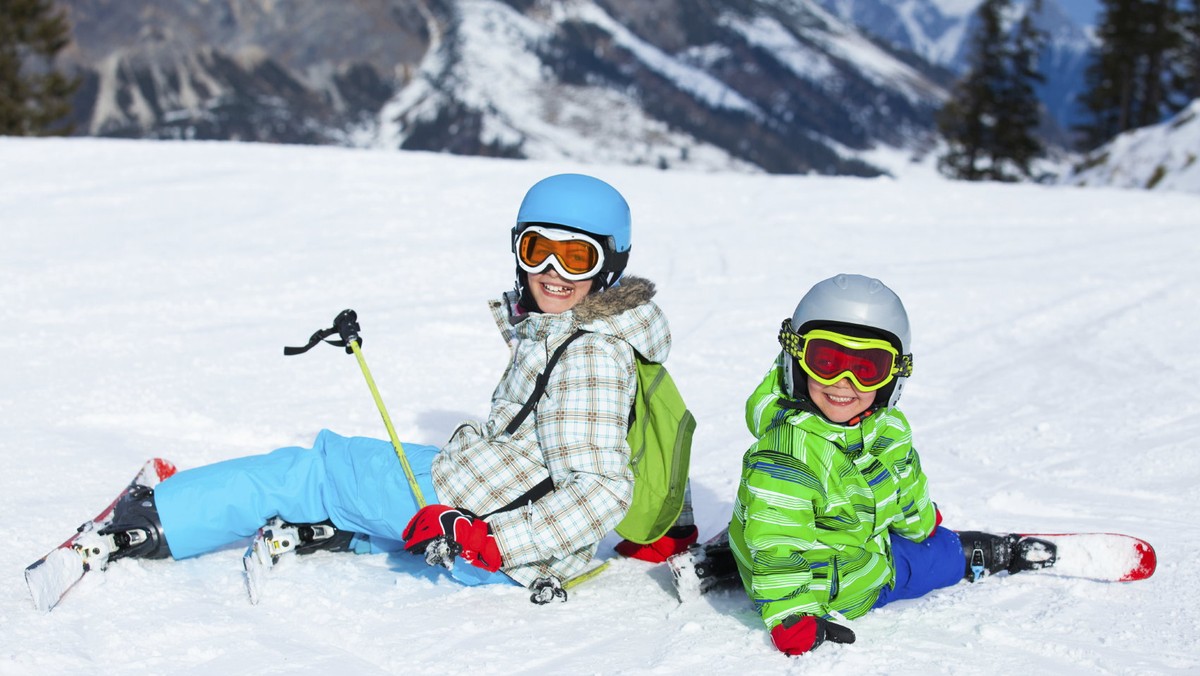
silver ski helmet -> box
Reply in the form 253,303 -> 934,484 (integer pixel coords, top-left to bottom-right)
783,273 -> 913,409
512,174 -> 631,309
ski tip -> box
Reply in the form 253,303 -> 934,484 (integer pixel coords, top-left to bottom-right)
1122,540 -> 1157,582
242,539 -> 269,605
153,458 -> 178,482
24,562 -> 56,613
25,548 -> 85,613
666,550 -> 702,603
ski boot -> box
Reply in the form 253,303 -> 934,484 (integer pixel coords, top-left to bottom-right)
98,485 -> 172,561
667,536 -> 741,601
958,531 -> 1057,582
615,524 -> 699,562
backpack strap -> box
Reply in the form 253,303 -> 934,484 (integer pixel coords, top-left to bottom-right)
484,329 -> 587,519
503,329 -> 588,436
481,475 -> 554,518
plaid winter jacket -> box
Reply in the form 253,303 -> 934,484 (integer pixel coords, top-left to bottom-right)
432,276 -> 671,588
728,356 -> 937,627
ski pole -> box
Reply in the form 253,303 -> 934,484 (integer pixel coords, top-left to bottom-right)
529,559 -> 614,603
284,309 -> 426,508
564,560 -> 611,589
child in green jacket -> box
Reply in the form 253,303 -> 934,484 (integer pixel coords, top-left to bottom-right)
728,274 -> 1040,657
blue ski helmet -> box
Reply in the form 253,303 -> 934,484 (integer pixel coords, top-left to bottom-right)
512,174 -> 632,308
515,174 -> 631,253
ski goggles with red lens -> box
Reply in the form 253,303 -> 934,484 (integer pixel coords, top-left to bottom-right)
514,225 -> 606,281
778,320 -> 913,392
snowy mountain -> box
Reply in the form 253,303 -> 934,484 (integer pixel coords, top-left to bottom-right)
815,0 -> 1097,138
2,136 -> 1198,672
61,0 -> 428,145
58,0 -> 951,176
1062,98 -> 1200,192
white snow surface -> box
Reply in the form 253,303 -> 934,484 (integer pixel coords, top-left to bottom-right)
1064,99 -> 1200,193
2,137 -> 1200,674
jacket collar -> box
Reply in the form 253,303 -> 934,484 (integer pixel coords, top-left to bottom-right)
488,275 -> 669,363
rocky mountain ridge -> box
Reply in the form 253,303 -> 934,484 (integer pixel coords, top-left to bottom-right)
58,0 -> 952,175
815,0 -> 1096,137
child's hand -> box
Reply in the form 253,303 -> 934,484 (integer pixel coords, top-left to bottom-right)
770,615 -> 856,656
402,504 -> 502,572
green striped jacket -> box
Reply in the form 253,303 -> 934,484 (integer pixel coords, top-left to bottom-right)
728,356 -> 936,628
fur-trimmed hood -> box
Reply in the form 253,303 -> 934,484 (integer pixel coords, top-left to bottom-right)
490,274 -> 671,365
572,275 -> 656,323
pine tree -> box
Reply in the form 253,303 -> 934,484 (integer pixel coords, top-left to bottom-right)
1078,0 -> 1189,149
0,0 -> 79,136
995,0 -> 1046,179
1173,0 -> 1199,102
938,0 -> 1045,182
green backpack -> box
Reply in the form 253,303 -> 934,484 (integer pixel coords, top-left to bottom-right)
615,357 -> 697,543
502,330 -> 696,544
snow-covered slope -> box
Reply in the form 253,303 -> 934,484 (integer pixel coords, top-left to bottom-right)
2,138 -> 1199,673
1063,99 -> 1200,192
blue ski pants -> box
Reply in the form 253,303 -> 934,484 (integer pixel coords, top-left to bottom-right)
154,429 -> 510,586
873,527 -> 965,608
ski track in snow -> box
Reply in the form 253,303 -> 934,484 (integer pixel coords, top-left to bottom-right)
2,137 -> 1199,674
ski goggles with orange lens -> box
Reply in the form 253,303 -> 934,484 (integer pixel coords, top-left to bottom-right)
778,321 -> 913,392
514,226 -> 606,281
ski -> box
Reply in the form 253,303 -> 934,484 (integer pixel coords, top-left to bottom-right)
243,517 -> 344,604
667,528 -> 1157,602
25,458 -> 177,612
1014,532 -> 1156,582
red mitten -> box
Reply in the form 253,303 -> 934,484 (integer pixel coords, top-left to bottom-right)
615,525 -> 699,563
402,504 -> 502,572
770,615 -> 856,656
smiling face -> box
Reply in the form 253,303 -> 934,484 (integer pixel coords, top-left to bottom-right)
527,269 -> 594,314
806,374 -> 876,424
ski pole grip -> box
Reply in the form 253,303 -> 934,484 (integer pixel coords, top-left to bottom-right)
333,309 -> 362,354
282,310 -> 361,356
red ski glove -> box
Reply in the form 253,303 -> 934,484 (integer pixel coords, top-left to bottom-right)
615,525 -> 699,563
770,615 -> 856,657
402,505 -> 502,572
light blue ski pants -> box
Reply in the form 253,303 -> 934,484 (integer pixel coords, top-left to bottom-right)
154,429 -> 510,586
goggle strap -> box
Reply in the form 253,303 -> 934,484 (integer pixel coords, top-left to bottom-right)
778,319 -> 801,358
605,248 -> 629,274
776,317 -> 914,387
